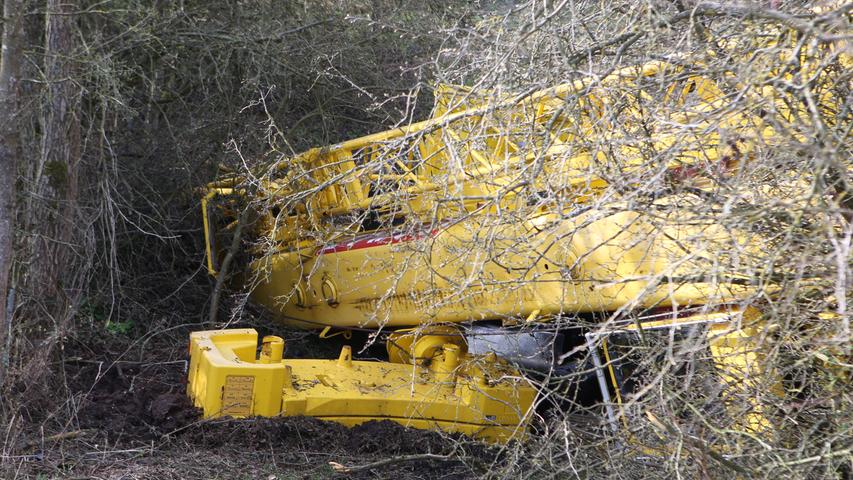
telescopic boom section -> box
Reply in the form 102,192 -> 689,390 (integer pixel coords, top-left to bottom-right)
202,60 -> 781,331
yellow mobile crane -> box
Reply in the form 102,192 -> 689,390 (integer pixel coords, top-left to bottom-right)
187,22 -> 850,443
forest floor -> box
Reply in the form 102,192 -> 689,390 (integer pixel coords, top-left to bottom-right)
5,317 -> 500,479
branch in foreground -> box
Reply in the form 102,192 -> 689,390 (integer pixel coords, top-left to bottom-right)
329,453 -> 456,474
568,1 -> 851,63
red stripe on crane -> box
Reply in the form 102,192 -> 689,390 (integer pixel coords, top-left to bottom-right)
318,228 -> 439,255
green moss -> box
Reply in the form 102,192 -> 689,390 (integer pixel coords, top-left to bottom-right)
44,160 -> 68,191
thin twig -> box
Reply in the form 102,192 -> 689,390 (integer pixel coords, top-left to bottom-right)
329,453 -> 456,473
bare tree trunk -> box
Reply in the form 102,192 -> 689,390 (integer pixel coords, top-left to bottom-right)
28,0 -> 81,325
0,0 -> 25,387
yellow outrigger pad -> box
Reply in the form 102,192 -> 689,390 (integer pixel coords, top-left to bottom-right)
187,329 -> 536,443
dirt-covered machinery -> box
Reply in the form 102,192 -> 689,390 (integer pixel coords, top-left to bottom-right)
187,24 -> 849,443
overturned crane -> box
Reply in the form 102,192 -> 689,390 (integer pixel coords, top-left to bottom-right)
188,19 -> 850,443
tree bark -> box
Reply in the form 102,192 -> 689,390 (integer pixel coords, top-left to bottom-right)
0,0 -> 25,387
29,0 -> 81,323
